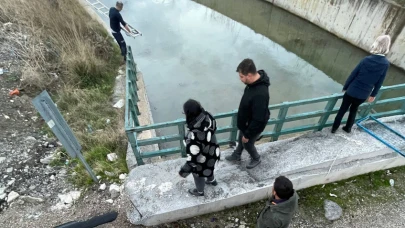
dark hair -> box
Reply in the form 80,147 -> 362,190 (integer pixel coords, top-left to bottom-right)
236,58 -> 257,76
274,176 -> 294,200
183,99 -> 204,124
116,1 -> 124,8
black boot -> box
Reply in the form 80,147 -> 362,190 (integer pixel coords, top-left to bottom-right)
342,126 -> 351,133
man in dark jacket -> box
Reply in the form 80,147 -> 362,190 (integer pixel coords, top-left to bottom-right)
225,58 -> 270,169
257,176 -> 299,228
109,1 -> 131,63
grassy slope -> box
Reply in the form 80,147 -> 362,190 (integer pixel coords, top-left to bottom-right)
0,0 -> 127,186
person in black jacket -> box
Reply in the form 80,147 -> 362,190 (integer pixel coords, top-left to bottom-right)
225,59 -> 270,169
332,35 -> 391,133
109,1 -> 131,63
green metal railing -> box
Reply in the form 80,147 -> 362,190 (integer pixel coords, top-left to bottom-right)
125,46 -> 405,165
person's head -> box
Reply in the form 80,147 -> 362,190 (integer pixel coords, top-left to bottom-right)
272,176 -> 294,200
236,58 -> 257,85
370,35 -> 391,55
116,1 -> 124,11
183,99 -> 204,124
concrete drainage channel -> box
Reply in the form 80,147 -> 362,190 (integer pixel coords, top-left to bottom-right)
125,115 -> 405,226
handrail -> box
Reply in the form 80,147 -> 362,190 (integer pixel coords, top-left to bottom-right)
124,45 -> 405,165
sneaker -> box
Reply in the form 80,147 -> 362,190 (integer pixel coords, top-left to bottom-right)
188,189 -> 204,196
225,153 -> 241,162
342,126 -> 351,133
246,158 -> 261,169
205,179 -> 218,186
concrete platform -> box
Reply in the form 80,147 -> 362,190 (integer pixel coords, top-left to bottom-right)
125,115 -> 405,226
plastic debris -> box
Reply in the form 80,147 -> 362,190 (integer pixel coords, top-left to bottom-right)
329,193 -> 338,198
9,89 -> 20,96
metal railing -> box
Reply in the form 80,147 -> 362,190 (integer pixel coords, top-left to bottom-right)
125,46 -> 405,165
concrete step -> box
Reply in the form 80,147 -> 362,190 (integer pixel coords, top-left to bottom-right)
125,115 -> 405,226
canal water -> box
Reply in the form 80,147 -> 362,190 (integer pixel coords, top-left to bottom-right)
100,0 -> 405,149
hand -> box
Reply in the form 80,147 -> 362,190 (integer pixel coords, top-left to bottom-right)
242,136 -> 249,143
368,96 -> 375,102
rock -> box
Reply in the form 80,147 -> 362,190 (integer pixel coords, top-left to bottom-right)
324,200 -> 343,221
40,154 -> 55,164
20,196 -> 44,204
239,225 -> 246,228
235,218 -> 239,223
104,171 -> 115,177
4,114 -> 10,119
7,191 -> 20,203
58,191 -> 81,204
107,153 -> 118,162
96,175 -> 101,180
7,179 -> 15,186
99,183 -> 106,191
0,193 -> 6,200
50,175 -> 55,180
113,99 -> 124,109
0,157 -> 6,164
48,144 -> 55,148
106,119 -> 111,124
31,116 -> 38,122
0,187 -> 6,194
6,167 -> 13,173
390,179 -> 395,187
106,199 -> 114,204
26,136 -> 36,141
51,202 -> 71,211
29,185 -> 36,190
118,69 -> 124,75
119,173 -> 127,180
109,184 -> 120,199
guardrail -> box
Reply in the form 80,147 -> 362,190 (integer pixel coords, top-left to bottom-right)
124,46 -> 405,165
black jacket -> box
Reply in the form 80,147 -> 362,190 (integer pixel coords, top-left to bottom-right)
109,7 -> 127,33
237,70 -> 270,139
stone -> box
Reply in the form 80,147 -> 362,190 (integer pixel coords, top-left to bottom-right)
99,183 -> 106,191
119,173 -> 127,180
109,184 -> 121,199
58,191 -> 81,204
7,191 -> 20,203
235,218 -> 239,223
104,171 -> 115,177
20,196 -> 44,204
113,99 -> 124,109
324,200 -> 343,221
7,179 -> 15,186
0,187 -> 6,195
40,154 -> 55,164
26,136 -> 36,141
390,179 -> 395,187
107,153 -> 118,162
106,199 -> 114,204
6,167 -> 13,173
0,157 -> 6,164
50,175 -> 55,180
239,225 -> 246,228
0,193 -> 6,200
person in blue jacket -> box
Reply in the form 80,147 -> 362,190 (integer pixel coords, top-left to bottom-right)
332,35 -> 391,133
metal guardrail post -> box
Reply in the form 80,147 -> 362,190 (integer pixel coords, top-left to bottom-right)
127,131 -> 144,165
316,95 -> 339,131
178,123 -> 187,157
229,112 -> 238,147
273,102 -> 289,141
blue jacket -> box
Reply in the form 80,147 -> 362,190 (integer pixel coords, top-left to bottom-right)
343,55 -> 390,100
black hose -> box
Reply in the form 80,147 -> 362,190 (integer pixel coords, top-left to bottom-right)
54,211 -> 118,228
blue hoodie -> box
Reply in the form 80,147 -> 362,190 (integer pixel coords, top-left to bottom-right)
343,55 -> 390,100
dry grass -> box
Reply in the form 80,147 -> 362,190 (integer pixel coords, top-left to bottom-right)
0,0 -> 127,186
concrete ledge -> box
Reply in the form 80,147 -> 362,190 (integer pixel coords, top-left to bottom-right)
125,116 -> 405,226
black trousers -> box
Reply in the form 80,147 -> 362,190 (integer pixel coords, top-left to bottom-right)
332,93 -> 366,130
234,131 -> 261,160
112,32 -> 127,60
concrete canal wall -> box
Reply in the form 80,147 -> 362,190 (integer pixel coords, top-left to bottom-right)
267,0 -> 405,70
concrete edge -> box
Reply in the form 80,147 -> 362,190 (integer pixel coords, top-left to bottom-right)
131,148 -> 405,226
